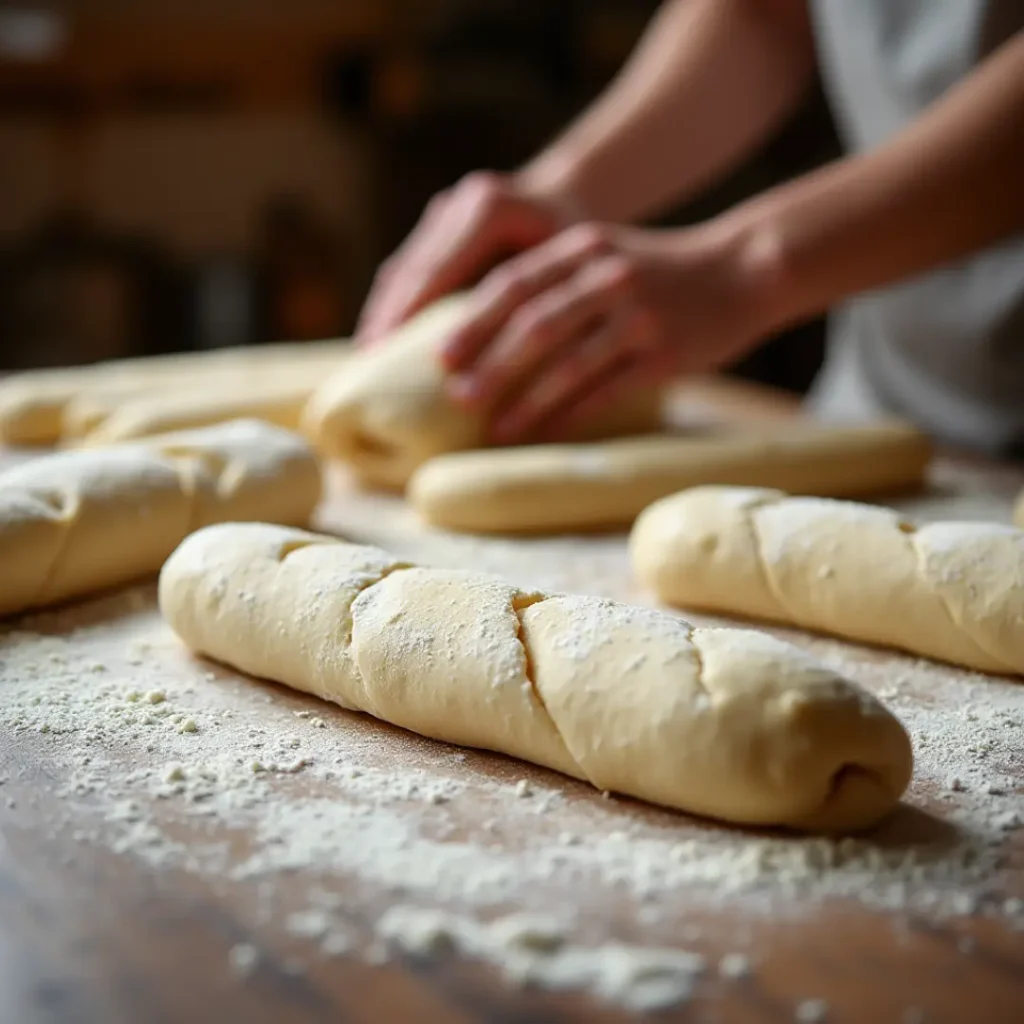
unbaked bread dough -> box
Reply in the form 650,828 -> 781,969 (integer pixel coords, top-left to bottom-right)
62,353 -> 350,444
409,421 -> 931,534
0,419 -> 320,617
631,485 -> 1024,676
0,339 -> 348,445
159,521 -> 913,832
1015,488 -> 1024,529
301,294 -> 663,490
70,356 -> 354,446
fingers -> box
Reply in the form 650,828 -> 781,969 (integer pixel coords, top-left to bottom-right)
487,310 -> 630,442
489,302 -> 659,443
357,172 -> 556,345
532,349 -> 676,444
356,193 -> 450,343
442,224 -> 613,372
452,265 -> 625,411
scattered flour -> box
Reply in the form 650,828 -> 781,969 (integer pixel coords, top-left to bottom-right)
375,906 -> 705,1013
2,458 -> 1023,1015
795,998 -> 829,1022
228,942 -> 260,976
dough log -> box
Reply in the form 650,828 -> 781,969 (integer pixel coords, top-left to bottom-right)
631,486 -> 1024,676
302,294 -> 662,489
159,521 -> 913,832
0,339 -> 348,446
409,421 -> 932,534
1015,488 -> 1024,529
0,420 -> 320,617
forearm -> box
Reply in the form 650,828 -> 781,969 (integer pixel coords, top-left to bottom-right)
730,30 -> 1024,334
517,0 -> 816,223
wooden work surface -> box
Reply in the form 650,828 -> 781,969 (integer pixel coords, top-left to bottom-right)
2,378 -> 1024,1024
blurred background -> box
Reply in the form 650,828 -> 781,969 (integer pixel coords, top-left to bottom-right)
0,0 -> 839,392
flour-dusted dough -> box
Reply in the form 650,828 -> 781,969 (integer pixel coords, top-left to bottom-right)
63,351 -> 351,444
409,421 -> 931,534
1015,489 -> 1024,529
631,485 -> 1024,676
0,420 -> 320,617
0,339 -> 349,445
159,521 -> 913,832
302,294 -> 663,490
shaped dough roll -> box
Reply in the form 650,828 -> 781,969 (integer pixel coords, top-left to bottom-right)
0,339 -> 348,445
1015,489 -> 1024,528
302,294 -> 662,490
64,352 -> 351,444
0,420 -> 320,617
409,421 -> 931,534
631,486 -> 1024,676
159,522 -> 913,832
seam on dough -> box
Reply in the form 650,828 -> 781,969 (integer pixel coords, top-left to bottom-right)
906,532 -> 1015,675
744,499 -> 801,624
27,488 -> 77,608
510,596 -> 591,786
686,627 -> 710,697
794,761 -> 887,831
344,563 -> 415,646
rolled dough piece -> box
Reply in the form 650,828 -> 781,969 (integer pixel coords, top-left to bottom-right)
62,351 -> 350,442
0,339 -> 348,445
301,293 -> 663,490
631,485 -> 1024,676
72,354 -> 353,445
0,419 -> 320,617
159,521 -> 913,832
409,421 -> 931,534
1015,489 -> 1024,529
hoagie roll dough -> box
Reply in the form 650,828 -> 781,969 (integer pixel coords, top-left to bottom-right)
631,485 -> 1024,675
0,419 -> 320,617
409,421 -> 931,534
159,521 -> 913,832
302,294 -> 663,490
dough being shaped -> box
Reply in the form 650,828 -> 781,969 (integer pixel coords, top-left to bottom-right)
301,293 -> 663,490
0,419 -> 320,617
1015,488 -> 1024,529
408,421 -> 931,534
631,485 -> 1024,676
0,339 -> 348,445
159,521 -> 913,833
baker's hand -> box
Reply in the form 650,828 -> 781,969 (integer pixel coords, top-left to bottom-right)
440,222 -> 778,442
356,171 -> 578,345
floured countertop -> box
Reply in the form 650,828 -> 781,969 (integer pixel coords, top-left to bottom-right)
2,401 -> 1024,1022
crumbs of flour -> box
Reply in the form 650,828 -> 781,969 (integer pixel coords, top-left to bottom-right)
2,579 -> 1024,1014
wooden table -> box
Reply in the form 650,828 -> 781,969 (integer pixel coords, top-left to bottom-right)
2,378 -> 1023,1024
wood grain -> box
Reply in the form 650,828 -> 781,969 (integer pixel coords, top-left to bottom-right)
2,376 -> 1023,1023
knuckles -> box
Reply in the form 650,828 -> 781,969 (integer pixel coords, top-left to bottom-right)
458,170 -> 505,212
563,222 -> 613,257
506,306 -> 553,350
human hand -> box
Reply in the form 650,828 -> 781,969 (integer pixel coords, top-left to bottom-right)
440,221 -> 779,442
356,171 -> 579,345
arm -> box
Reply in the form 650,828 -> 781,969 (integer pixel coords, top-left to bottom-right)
733,27 -> 1024,334
443,29 -> 1024,441
357,0 -> 815,341
519,0 -> 816,222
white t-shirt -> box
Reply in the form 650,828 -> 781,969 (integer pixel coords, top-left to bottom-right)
806,0 -> 1024,453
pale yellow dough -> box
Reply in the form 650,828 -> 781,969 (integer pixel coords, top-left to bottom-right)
0,339 -> 348,446
1015,488 -> 1024,528
409,421 -> 931,534
0,419 -> 320,617
159,521 -> 913,832
631,485 -> 1024,676
301,294 -> 662,490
